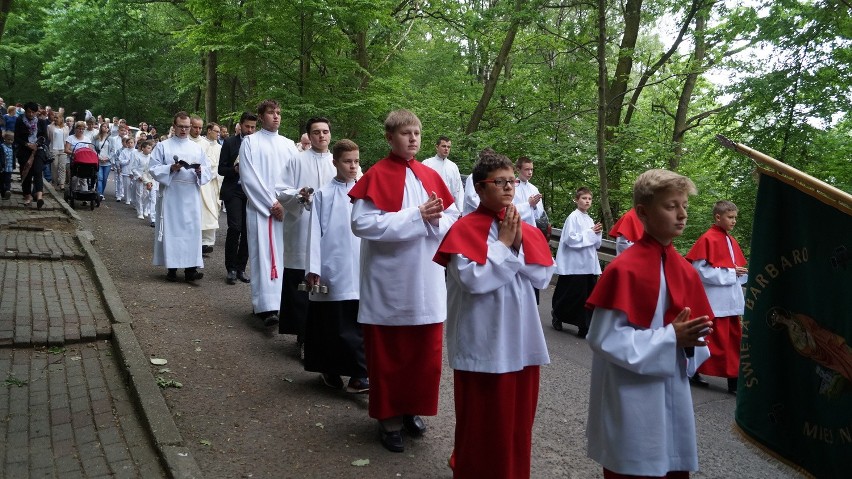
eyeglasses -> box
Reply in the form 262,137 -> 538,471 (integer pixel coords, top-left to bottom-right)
175,125 -> 191,130
478,178 -> 520,188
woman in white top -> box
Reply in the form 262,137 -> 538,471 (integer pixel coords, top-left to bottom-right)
92,122 -> 113,198
47,113 -> 69,190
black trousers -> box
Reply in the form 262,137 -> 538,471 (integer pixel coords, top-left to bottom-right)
552,274 -> 597,331
279,268 -> 309,336
303,300 -> 367,378
20,155 -> 44,197
223,193 -> 249,273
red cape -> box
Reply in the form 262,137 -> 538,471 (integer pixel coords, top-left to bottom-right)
434,206 -> 553,267
348,152 -> 454,212
586,234 -> 713,328
685,225 -> 747,268
608,208 -> 644,242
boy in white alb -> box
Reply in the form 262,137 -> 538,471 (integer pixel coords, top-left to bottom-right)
117,136 -> 135,206
349,109 -> 459,453
512,156 -> 544,227
585,169 -> 714,479
435,153 -> 554,479
303,139 -> 368,393
423,135 -> 463,209
552,187 -> 602,337
278,117 -> 336,343
130,140 -> 154,220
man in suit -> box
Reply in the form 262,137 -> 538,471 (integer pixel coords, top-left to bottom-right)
218,111 -> 257,284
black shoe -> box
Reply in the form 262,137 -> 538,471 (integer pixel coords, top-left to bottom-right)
150,221 -> 155,227
263,313 -> 279,327
321,373 -> 344,390
236,271 -> 250,283
577,327 -> 589,339
166,269 -> 178,282
226,270 -> 237,285
551,314 -> 563,331
37,198 -> 45,209
690,373 -> 710,388
379,429 -> 404,453
402,415 -> 426,437
727,377 -> 738,394
185,269 -> 204,282
1,191 -> 10,199
201,245 -> 213,255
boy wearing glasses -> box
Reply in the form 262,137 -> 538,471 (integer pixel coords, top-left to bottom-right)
552,187 -> 603,337
435,153 -> 554,478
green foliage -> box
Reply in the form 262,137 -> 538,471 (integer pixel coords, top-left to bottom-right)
0,0 -> 846,240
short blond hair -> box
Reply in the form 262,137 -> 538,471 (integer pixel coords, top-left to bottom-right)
384,109 -> 421,133
633,169 -> 697,206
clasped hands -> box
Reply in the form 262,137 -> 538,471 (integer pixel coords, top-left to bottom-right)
498,204 -> 523,250
418,192 -> 443,221
673,308 -> 713,348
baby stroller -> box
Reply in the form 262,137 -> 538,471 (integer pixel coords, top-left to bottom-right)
65,143 -> 100,210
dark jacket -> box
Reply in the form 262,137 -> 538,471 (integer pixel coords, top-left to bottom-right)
14,115 -> 48,165
218,133 -> 245,200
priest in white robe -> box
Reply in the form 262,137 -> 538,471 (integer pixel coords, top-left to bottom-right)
239,100 -> 299,325
277,117 -> 335,340
149,111 -> 213,282
199,123 -> 223,252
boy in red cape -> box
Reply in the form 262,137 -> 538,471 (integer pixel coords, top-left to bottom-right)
685,200 -> 748,393
435,152 -> 554,478
348,109 -> 460,453
585,169 -> 714,479
608,207 -> 643,256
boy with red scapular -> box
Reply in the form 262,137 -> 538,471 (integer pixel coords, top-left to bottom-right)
585,169 -> 714,479
435,152 -> 554,478
349,109 -> 460,453
685,200 -> 748,393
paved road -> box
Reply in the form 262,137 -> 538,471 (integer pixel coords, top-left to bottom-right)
17,170 -> 804,478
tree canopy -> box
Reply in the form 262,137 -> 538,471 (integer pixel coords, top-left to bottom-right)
2,0 -> 849,252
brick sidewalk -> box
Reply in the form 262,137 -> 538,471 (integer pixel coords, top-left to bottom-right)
0,176 -> 194,478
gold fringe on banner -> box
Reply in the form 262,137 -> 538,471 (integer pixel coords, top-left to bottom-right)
716,135 -> 852,217
731,423 -> 815,479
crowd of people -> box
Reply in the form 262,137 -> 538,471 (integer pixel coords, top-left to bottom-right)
2,97 -> 750,479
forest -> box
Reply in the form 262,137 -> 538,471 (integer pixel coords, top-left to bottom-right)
0,0 -> 849,252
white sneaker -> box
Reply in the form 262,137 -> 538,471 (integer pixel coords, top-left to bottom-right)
137,214 -> 144,219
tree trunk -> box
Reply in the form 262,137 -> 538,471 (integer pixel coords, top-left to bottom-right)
0,0 -> 13,45
671,6 -> 709,170
465,0 -> 523,135
596,0 -> 613,230
604,0 -> 642,143
205,50 -> 218,122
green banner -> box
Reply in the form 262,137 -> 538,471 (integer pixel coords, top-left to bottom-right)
736,174 -> 852,477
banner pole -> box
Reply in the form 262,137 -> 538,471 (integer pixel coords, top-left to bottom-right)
716,134 -> 852,215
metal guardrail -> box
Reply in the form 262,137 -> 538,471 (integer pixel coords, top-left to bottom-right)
549,227 -> 617,264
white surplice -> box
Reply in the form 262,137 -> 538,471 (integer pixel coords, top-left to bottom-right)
239,129 -> 298,313
586,264 -> 710,476
278,149 -> 336,269
555,209 -> 602,275
200,137 -> 222,231
513,179 -> 544,227
462,174 -> 479,215
149,137 -> 212,268
423,155 -> 463,210
445,222 -> 554,373
305,178 -> 360,302
351,168 -> 460,326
